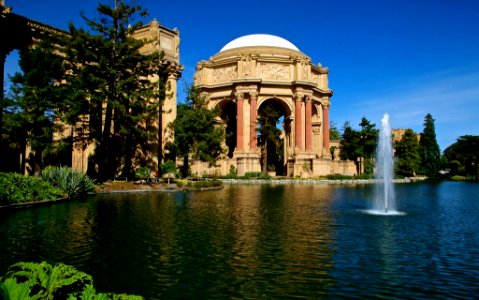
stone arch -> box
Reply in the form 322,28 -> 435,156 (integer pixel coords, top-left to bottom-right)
257,97 -> 292,175
257,96 -> 293,117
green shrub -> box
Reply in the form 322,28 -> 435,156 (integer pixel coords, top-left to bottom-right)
243,172 -> 262,179
192,179 -> 223,189
160,161 -> 176,175
325,174 -> 354,180
241,172 -> 271,180
175,179 -> 185,188
42,166 -> 95,199
0,261 -> 143,299
353,173 -> 374,180
134,166 -> 151,181
0,172 -> 62,205
224,172 -> 237,179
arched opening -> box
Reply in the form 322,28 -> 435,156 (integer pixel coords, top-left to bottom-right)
218,100 -> 236,158
257,98 -> 291,175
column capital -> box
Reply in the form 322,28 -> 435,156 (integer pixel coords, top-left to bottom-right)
321,97 -> 331,108
235,92 -> 244,100
249,91 -> 258,101
304,95 -> 312,103
294,92 -> 303,102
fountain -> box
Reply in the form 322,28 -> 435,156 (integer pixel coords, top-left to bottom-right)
368,113 -> 403,215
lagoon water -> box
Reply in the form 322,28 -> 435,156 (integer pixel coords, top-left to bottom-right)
1,181 -> 479,299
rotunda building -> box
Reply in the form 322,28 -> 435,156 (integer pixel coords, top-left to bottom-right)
193,34 -> 352,177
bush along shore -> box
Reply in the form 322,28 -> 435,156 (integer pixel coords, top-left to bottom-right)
0,167 -> 95,209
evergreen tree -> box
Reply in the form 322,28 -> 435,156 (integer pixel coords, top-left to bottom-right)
340,121 -> 362,175
395,129 -> 420,177
257,102 -> 282,174
443,135 -> 479,180
329,121 -> 341,140
7,37 -> 65,175
358,117 -> 378,175
167,86 -> 224,178
64,0 -> 169,181
419,113 -> 441,179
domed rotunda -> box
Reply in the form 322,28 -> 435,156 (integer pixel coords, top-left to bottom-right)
193,34 -> 353,177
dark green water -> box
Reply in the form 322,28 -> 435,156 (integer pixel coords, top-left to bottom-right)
1,181 -> 479,299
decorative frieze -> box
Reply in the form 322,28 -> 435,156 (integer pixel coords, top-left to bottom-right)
259,63 -> 290,80
212,65 -> 237,83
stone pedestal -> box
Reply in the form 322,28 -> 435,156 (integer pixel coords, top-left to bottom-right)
287,153 -> 315,177
235,151 -> 261,176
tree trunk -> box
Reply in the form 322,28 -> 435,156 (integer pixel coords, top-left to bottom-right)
122,132 -> 133,178
262,139 -> 268,174
99,103 -> 113,181
182,155 -> 189,178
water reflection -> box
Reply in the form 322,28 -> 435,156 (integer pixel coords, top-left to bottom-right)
1,182 -> 479,299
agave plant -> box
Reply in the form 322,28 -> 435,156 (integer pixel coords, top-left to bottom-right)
42,166 -> 95,199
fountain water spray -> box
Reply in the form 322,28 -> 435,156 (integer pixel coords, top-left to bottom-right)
372,113 -> 399,214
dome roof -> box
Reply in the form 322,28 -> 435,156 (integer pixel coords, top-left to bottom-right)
220,34 -> 299,52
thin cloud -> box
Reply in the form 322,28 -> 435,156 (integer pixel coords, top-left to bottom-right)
333,67 -> 479,149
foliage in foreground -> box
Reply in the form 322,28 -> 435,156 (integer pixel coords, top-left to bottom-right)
0,172 -> 62,205
42,166 -> 95,199
0,261 -> 143,300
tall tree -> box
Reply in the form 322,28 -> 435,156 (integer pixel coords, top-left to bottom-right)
359,117 -> 378,175
166,86 -> 224,178
443,135 -> 479,180
65,0 -> 168,181
395,129 -> 420,177
419,113 -> 441,179
329,121 -> 341,140
340,121 -> 362,175
7,37 -> 64,175
257,102 -> 282,174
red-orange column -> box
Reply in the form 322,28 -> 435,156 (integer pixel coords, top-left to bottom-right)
305,96 -> 312,151
294,94 -> 303,150
323,104 -> 330,153
236,93 -> 244,151
250,92 -> 257,150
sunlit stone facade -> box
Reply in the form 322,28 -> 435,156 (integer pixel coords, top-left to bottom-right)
192,34 -> 355,177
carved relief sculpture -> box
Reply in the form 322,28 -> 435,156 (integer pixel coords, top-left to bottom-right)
212,65 -> 237,83
259,63 -> 290,80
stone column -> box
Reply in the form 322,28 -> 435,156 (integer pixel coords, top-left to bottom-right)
236,92 -> 244,151
294,93 -> 303,150
249,92 -> 257,150
305,96 -> 312,151
322,103 -> 330,157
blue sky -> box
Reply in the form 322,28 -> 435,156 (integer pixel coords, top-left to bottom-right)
4,0 -> 479,151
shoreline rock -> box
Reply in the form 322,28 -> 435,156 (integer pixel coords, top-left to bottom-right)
219,178 -> 417,185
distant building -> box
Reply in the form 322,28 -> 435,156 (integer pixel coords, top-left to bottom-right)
392,129 -> 421,143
